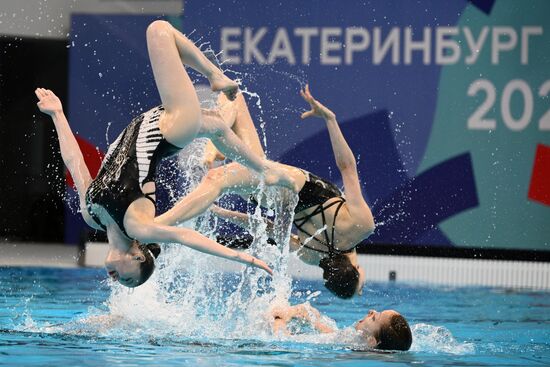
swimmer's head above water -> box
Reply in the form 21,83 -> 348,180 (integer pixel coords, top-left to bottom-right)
319,253 -> 366,299
355,309 -> 412,351
269,302 -> 411,351
104,241 -> 161,287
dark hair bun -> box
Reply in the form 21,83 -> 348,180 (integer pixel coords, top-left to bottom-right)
146,243 -> 161,258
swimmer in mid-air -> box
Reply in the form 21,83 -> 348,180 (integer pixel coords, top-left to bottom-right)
155,85 -> 376,298
269,302 -> 412,351
35,20 -> 298,287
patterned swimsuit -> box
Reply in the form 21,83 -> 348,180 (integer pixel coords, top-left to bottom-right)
85,106 -> 180,238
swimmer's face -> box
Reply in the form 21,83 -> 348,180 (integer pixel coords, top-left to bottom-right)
355,264 -> 366,296
104,246 -> 146,287
355,309 -> 400,347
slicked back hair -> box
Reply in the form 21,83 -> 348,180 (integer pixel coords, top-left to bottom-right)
377,313 -> 413,351
135,243 -> 161,287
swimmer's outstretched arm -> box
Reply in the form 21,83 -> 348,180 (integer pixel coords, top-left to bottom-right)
34,88 -> 100,230
270,303 -> 335,335
300,85 -> 352,167
300,85 -> 375,241
125,213 -> 273,275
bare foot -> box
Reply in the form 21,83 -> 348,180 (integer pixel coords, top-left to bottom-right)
208,72 -> 239,101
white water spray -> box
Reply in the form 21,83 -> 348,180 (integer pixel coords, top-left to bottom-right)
98,87 -> 298,341
410,323 -> 475,354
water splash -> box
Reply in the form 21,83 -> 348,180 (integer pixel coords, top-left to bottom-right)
410,323 -> 475,354
94,135 -> 298,341
240,88 -> 269,149
301,225 -> 327,246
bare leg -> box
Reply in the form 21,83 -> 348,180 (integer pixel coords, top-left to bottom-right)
218,93 -> 266,157
146,21 -> 297,190
198,109 -> 267,173
146,20 -> 237,149
146,20 -> 281,177
147,20 -> 237,114
156,160 -> 305,226
203,93 -> 299,191
155,163 -> 257,226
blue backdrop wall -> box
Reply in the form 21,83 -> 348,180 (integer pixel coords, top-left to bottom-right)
66,0 -> 550,251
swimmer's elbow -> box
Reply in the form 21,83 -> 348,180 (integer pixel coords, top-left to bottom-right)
368,218 -> 376,235
361,215 -> 376,238
336,156 -> 357,172
366,223 -> 376,237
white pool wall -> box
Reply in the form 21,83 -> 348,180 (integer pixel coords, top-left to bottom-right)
1,243 -> 548,290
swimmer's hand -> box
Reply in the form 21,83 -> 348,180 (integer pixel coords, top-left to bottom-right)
300,84 -> 336,121
249,256 -> 274,276
35,88 -> 63,116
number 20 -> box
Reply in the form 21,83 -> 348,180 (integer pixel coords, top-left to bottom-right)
467,79 -> 550,131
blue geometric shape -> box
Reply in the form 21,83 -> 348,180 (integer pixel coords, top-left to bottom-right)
414,227 -> 453,246
365,153 -> 479,245
468,0 -> 496,14
280,112 -> 480,247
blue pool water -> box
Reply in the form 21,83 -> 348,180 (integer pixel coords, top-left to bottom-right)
1,266 -> 549,366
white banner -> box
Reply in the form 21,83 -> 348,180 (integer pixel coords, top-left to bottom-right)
0,0 -> 183,39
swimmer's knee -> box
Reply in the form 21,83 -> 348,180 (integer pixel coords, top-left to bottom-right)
204,167 -> 225,185
146,20 -> 173,40
147,20 -> 172,34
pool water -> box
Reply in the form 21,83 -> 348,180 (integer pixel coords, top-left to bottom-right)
1,266 -> 549,366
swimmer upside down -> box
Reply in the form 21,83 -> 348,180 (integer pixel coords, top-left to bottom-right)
155,85 -> 376,299
35,20 -> 300,287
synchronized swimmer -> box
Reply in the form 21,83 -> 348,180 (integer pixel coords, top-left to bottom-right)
155,86 -> 375,299
36,20 -> 297,287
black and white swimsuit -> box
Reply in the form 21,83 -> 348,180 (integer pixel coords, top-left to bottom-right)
85,106 -> 180,238
293,170 -> 351,255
